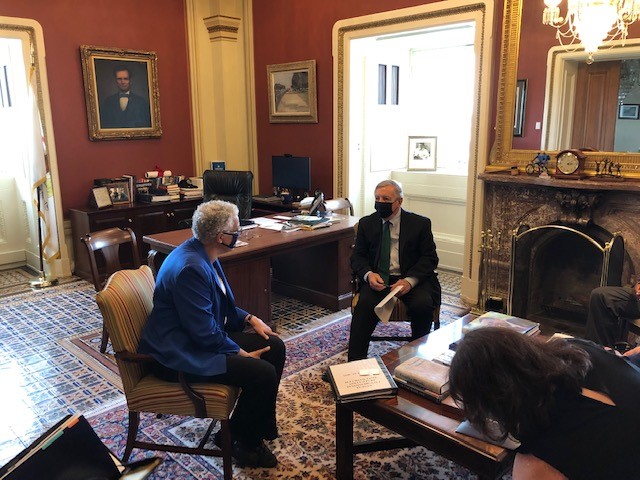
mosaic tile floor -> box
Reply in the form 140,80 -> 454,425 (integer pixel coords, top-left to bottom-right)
0,268 -> 463,467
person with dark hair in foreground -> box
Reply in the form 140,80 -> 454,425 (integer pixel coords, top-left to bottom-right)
139,200 -> 285,468
448,327 -> 640,479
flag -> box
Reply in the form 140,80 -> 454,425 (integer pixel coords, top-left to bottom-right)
28,66 -> 60,265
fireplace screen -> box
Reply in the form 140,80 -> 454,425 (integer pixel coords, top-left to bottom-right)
508,223 -> 624,334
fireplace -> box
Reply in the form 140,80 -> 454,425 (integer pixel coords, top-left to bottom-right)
508,222 -> 624,334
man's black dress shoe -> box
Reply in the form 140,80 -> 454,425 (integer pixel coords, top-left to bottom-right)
233,440 -> 278,468
214,430 -> 278,468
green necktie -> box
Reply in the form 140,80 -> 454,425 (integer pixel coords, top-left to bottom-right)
378,221 -> 391,286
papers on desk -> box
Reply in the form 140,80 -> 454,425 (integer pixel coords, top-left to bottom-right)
234,240 -> 248,248
252,217 -> 285,231
374,286 -> 402,323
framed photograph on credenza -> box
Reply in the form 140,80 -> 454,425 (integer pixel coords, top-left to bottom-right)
91,187 -> 113,209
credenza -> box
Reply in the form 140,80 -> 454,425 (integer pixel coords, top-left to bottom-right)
69,199 -> 202,283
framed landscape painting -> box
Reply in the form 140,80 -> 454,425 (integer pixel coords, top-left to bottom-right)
267,59 -> 318,123
80,45 -> 162,141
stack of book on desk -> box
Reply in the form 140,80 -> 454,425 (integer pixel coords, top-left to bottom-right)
179,187 -> 203,199
393,356 -> 450,403
289,215 -> 331,230
327,357 -> 398,403
136,192 -> 180,203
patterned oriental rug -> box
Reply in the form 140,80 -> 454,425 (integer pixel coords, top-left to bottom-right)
79,304 -> 475,480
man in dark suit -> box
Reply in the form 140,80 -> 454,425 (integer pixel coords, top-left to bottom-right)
138,200 -> 284,468
348,179 -> 441,361
99,65 -> 152,128
586,283 -> 640,347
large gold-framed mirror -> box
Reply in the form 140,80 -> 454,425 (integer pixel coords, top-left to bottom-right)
493,0 -> 640,177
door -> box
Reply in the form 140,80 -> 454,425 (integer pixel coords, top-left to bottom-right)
571,61 -> 621,151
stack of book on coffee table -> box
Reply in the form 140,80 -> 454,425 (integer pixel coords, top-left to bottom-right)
393,356 -> 451,403
327,357 -> 398,403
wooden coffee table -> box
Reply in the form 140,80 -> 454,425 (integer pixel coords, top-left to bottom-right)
335,314 -> 515,480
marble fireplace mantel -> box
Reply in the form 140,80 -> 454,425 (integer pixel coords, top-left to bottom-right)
479,171 -> 640,193
478,172 -> 640,319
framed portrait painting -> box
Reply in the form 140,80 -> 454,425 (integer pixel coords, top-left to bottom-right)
267,59 -> 318,123
80,45 -> 162,141
408,136 -> 437,171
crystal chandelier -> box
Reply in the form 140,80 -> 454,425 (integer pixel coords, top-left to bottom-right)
543,0 -> 640,63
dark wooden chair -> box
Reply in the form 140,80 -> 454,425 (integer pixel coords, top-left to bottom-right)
81,227 -> 141,352
325,197 -> 354,216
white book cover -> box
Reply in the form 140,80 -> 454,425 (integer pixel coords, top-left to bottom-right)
328,357 -> 397,402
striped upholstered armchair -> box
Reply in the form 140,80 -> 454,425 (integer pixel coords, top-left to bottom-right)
96,265 -> 240,480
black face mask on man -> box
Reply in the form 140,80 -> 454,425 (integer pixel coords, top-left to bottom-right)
374,201 -> 394,218
222,231 -> 239,249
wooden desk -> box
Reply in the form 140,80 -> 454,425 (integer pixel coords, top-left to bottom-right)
335,314 -> 515,480
143,215 -> 358,325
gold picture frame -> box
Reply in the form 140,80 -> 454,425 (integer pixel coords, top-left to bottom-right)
267,59 -> 318,123
80,45 -> 162,141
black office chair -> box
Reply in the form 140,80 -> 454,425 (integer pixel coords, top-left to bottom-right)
202,170 -> 253,219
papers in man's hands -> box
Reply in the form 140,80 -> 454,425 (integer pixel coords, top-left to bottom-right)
374,285 -> 403,323
327,357 -> 398,403
455,419 -> 521,450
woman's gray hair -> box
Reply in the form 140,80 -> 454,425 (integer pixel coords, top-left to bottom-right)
191,200 -> 238,244
376,179 -> 403,198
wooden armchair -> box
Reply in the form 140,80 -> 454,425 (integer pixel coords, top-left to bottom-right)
81,227 -> 141,352
95,266 -> 240,480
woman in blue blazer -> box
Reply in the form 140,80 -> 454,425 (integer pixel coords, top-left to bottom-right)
139,200 -> 285,468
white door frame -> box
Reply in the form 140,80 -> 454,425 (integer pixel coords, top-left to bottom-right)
332,0 -> 494,305
0,17 -> 71,277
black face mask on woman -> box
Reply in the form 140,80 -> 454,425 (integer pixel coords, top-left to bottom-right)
222,231 -> 239,249
374,201 -> 394,218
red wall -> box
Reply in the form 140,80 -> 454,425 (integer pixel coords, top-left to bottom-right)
0,0 -> 194,213
252,0 -> 447,198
